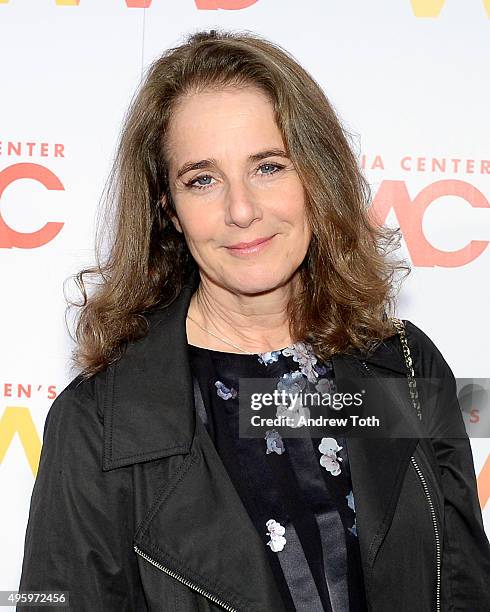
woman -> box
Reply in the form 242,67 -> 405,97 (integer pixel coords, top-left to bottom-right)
18,29 -> 489,612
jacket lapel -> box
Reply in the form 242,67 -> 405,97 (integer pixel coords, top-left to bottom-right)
134,414 -> 288,612
331,353 -> 420,570
101,282 -> 197,471
101,281 -> 420,610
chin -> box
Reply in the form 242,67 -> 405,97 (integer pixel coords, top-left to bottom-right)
223,268 -> 293,296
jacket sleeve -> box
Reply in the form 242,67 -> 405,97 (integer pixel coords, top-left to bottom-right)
405,320 -> 490,612
17,375 -> 147,612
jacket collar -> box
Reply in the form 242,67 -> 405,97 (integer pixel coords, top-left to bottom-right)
102,280 -> 196,471
102,280 -> 409,471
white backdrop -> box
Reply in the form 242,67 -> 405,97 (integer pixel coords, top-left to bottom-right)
1,0 -> 489,603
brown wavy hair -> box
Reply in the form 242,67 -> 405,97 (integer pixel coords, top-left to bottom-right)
68,27 -> 410,379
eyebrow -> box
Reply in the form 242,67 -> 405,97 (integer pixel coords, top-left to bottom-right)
175,148 -> 289,180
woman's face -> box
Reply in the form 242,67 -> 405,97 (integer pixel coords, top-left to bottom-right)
164,85 -> 311,295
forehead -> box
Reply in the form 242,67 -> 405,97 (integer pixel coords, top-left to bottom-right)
171,84 -> 273,122
165,86 -> 283,165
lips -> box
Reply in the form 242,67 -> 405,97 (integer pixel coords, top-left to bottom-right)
227,236 -> 273,249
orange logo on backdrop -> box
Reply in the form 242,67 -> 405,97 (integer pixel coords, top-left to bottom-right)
479,455 -> 490,510
370,180 -> 489,267
0,163 -> 64,248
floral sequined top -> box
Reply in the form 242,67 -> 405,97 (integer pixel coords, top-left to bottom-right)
188,340 -> 368,612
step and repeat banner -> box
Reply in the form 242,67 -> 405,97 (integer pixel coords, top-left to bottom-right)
1,0 -> 489,602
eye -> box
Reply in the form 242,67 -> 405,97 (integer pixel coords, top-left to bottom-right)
185,175 -> 215,190
185,162 -> 284,191
257,162 -> 284,176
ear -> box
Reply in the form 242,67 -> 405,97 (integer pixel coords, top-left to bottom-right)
159,194 -> 183,234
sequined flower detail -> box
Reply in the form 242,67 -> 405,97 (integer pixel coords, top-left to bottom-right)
314,362 -> 328,376
276,397 -> 310,428
215,380 -> 237,400
281,342 -> 319,383
346,489 -> 358,536
257,350 -> 282,365
315,377 -> 337,397
349,521 -> 358,537
313,357 -> 334,379
276,370 -> 307,395
346,489 -> 355,512
318,437 -> 343,475
265,519 -> 287,552
265,429 -> 286,454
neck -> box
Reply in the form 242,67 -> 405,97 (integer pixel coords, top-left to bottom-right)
186,272 -> 300,354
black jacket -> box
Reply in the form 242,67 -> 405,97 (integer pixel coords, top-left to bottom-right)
17,280 -> 490,612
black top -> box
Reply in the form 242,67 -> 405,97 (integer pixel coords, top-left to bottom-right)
188,340 -> 368,612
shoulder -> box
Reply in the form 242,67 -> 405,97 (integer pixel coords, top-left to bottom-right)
401,319 -> 456,382
401,319 -> 466,437
40,369 -> 108,452
355,318 -> 454,380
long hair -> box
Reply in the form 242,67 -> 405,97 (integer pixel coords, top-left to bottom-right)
68,28 -> 410,379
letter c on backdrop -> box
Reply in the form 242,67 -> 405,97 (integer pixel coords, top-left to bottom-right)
0,163 -> 64,249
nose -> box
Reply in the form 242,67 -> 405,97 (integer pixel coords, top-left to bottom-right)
224,179 -> 263,228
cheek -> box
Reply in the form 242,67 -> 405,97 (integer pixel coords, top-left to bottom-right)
177,207 -> 215,243
278,189 -> 309,232
289,205 -> 311,250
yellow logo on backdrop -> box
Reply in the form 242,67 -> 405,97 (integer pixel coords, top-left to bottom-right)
411,0 -> 490,16
0,407 -> 41,476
